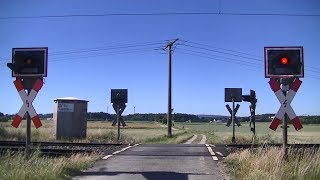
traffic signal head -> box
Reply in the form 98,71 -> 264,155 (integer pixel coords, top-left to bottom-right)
111,89 -> 128,104
7,47 -> 48,77
264,47 -> 304,78
242,90 -> 257,105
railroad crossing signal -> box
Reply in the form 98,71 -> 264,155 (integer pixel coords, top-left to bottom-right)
111,89 -> 128,104
7,47 -> 48,77
226,104 -> 241,127
225,88 -> 242,102
225,88 -> 242,144
111,89 -> 128,141
242,90 -> 257,105
264,47 -> 304,78
11,78 -> 43,128
242,90 -> 257,134
268,78 -> 303,131
111,89 -> 127,127
112,103 -> 127,127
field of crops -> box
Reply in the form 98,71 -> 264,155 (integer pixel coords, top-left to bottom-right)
175,122 -> 320,144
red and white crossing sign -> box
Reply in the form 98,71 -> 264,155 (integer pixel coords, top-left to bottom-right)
11,78 -> 43,128
268,78 -> 303,131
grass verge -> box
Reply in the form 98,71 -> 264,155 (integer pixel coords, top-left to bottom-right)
204,130 -> 281,145
0,151 -> 100,180
225,147 -> 320,180
143,131 -> 193,144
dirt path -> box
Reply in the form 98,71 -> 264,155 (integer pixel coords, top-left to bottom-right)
184,134 -> 198,144
198,134 -> 207,144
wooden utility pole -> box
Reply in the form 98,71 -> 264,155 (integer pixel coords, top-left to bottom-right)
164,39 -> 178,137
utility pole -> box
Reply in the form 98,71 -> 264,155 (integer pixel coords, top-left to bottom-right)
164,39 -> 178,137
134,106 -> 136,114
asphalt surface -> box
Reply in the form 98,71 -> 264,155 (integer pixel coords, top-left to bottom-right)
72,144 -> 229,180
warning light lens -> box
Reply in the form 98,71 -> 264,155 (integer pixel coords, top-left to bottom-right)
26,58 -> 32,64
280,57 -> 288,65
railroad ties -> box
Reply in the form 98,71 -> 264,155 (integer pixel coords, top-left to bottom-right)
0,141 -> 126,156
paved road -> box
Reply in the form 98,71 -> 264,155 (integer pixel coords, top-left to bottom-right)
72,144 -> 229,180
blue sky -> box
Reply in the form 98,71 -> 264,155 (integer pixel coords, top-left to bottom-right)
0,0 -> 319,116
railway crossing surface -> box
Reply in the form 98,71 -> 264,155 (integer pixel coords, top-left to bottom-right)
72,144 -> 229,180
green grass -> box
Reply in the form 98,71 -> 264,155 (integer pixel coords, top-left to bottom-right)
143,131 -> 193,144
176,122 -> 320,144
0,150 -> 99,180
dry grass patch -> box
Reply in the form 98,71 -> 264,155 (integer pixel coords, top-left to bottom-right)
0,151 -> 100,180
87,121 -> 162,129
225,147 -> 320,180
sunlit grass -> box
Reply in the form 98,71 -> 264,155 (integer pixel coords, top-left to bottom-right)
143,131 -> 193,144
225,147 -> 320,180
0,150 -> 99,180
176,122 -> 320,144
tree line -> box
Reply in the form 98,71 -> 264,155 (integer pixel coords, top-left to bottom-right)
0,112 -> 319,124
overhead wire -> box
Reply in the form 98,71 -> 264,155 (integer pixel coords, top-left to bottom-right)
1,12 -> 320,20
50,41 -> 165,56
180,40 -> 262,58
0,40 -> 168,63
50,47 -> 158,62
177,47 -> 261,67
177,43 -> 320,79
180,43 -> 262,62
176,49 -> 261,69
180,39 -> 320,76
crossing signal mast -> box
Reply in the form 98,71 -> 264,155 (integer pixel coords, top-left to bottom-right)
7,47 -> 48,153
264,46 -> 304,159
111,89 -> 128,141
242,90 -> 257,135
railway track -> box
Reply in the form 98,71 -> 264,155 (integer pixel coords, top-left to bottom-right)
225,143 -> 320,149
0,141 -> 127,156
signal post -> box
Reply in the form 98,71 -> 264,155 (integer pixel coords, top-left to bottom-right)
7,47 -> 48,152
242,90 -> 257,136
224,88 -> 242,144
111,89 -> 128,141
264,46 -> 304,158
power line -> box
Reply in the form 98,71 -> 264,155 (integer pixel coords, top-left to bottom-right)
180,40 -> 320,73
1,12 -> 320,20
50,47 -> 157,62
0,40 -> 168,62
181,40 -> 262,58
180,43 -> 262,62
50,41 -> 164,56
177,47 -> 261,67
176,49 -> 261,68
176,49 -> 320,79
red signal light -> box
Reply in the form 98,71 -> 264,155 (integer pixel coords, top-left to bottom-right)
26,58 -> 32,64
280,57 -> 288,65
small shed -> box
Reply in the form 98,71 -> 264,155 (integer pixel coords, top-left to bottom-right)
53,97 -> 89,139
